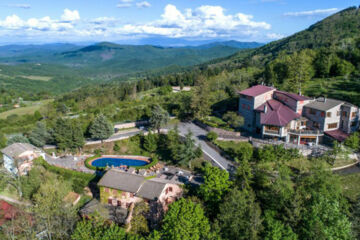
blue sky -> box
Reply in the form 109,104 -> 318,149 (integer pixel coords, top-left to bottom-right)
0,0 -> 357,44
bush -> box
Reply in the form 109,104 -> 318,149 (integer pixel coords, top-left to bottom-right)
34,157 -> 95,193
206,131 -> 218,142
344,132 -> 359,151
135,156 -> 159,170
84,154 -> 103,171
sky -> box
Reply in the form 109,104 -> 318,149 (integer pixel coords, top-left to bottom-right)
0,0 -> 357,45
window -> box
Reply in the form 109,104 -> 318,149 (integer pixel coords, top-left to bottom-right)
343,111 -> 348,117
104,188 -> 109,193
113,189 -> 117,195
321,112 -> 325,117
351,121 -> 357,127
326,112 -> 331,118
169,187 -> 173,192
328,123 -> 338,129
352,112 -> 357,118
108,198 -> 112,204
309,108 -> 316,115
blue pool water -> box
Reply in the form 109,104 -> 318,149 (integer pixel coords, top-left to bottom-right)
91,157 -> 148,168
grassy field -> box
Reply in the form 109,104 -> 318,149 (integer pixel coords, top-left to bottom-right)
20,75 -> 53,81
0,99 -> 53,119
339,173 -> 360,202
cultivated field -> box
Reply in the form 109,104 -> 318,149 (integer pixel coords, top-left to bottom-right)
0,99 -> 53,119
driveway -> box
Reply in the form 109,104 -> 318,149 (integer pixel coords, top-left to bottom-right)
172,122 -> 235,172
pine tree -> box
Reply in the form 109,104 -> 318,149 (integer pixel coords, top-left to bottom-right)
89,114 -> 114,141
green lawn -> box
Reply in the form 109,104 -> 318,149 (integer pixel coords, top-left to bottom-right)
339,173 -> 360,202
19,75 -> 53,81
0,99 -> 53,119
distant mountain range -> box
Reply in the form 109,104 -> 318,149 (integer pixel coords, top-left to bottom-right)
0,40 -> 262,77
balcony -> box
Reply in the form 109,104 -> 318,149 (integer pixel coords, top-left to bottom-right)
264,129 -> 280,135
288,129 -> 323,136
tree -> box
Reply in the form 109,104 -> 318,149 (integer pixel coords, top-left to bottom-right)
235,158 -> 254,190
262,210 -> 297,240
300,195 -> 352,240
223,111 -> 244,129
143,132 -> 158,153
130,202 -> 150,236
0,167 -> 23,198
89,114 -> 114,141
199,164 -> 230,213
149,105 -> 169,133
0,131 -> 7,148
344,132 -> 359,151
32,177 -> 77,240
206,131 -> 218,142
296,163 -> 352,240
53,118 -> 85,151
161,198 -> 212,240
34,110 -> 42,120
287,50 -> 314,94
191,76 -> 211,119
71,217 -> 127,240
217,188 -> 262,240
29,122 -> 51,147
7,135 -> 29,145
57,103 -> 69,114
173,131 -> 202,168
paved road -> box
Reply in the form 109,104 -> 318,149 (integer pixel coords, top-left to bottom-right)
173,122 -> 235,172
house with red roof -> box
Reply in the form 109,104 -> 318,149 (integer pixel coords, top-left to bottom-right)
238,85 -> 359,145
0,200 -> 17,227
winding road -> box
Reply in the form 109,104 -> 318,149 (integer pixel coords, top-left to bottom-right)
174,122 -> 235,172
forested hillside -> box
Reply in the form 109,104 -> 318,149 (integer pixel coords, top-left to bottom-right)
152,6 -> 360,106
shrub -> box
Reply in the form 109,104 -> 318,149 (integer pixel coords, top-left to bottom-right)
34,157 -> 95,193
84,154 -> 103,171
206,131 -> 218,142
135,157 -> 159,170
344,132 -> 359,151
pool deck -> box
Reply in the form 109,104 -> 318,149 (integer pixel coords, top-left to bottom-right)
45,154 -> 95,173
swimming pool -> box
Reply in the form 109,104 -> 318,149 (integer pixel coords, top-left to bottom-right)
90,156 -> 149,168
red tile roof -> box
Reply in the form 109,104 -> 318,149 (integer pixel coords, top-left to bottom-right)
238,85 -> 274,97
275,90 -> 311,101
256,99 -> 300,127
0,200 -> 17,226
325,129 -> 349,142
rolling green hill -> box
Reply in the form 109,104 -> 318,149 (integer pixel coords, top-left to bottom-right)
151,6 -> 360,105
0,41 -> 254,95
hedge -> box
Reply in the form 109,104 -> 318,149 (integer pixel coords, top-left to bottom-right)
135,156 -> 159,170
34,157 -> 96,193
84,154 -> 103,171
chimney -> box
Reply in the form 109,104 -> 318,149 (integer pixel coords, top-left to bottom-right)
264,105 -> 268,113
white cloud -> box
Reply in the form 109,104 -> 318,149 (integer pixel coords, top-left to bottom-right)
0,4 -> 278,42
136,1 -> 151,8
284,8 -> 338,17
6,3 -> 31,9
61,9 -> 80,21
117,3 -> 132,8
117,4 -> 271,39
266,33 -> 284,40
